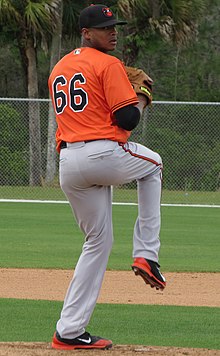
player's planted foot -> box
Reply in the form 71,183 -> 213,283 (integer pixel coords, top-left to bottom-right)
132,257 -> 166,290
52,331 -> 112,350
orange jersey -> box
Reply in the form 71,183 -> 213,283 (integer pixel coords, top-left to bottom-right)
48,47 -> 138,153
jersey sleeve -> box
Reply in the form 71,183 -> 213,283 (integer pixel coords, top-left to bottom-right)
101,61 -> 139,113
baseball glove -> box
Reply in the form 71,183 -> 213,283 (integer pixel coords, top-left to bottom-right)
125,66 -> 153,107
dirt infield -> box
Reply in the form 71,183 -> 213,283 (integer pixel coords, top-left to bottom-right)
1,269 -> 220,306
0,269 -> 220,355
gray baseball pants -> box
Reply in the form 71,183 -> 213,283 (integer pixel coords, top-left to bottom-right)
57,139 -> 162,339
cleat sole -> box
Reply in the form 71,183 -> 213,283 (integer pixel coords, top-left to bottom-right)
132,265 -> 165,291
52,342 -> 112,350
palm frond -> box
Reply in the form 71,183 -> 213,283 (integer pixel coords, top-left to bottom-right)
24,0 -> 59,35
62,0 -> 85,37
0,0 -> 21,24
149,15 -> 175,42
118,0 -> 150,19
170,0 -> 206,24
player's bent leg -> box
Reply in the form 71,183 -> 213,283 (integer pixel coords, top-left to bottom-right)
134,169 -> 162,261
131,167 -> 166,289
115,142 -> 166,291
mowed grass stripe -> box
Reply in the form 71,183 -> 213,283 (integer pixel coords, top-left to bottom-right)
0,299 -> 219,350
0,202 -> 219,271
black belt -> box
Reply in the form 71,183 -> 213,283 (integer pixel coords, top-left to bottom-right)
60,140 -> 104,149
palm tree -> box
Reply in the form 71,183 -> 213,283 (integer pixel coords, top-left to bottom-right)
45,0 -> 63,185
117,0 -> 207,65
0,0 -> 59,186
45,0 -> 85,184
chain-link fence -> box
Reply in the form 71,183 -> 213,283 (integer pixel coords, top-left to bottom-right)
0,98 -> 220,205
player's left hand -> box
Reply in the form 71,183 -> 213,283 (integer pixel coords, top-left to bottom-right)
125,66 -> 153,107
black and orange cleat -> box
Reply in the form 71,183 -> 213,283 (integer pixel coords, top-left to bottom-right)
132,257 -> 166,290
52,331 -> 112,350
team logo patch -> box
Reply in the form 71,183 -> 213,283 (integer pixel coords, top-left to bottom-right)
74,49 -> 81,55
102,7 -> 113,17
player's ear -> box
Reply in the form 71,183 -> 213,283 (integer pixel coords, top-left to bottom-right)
81,28 -> 92,40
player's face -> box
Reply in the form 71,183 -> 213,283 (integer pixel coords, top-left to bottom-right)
82,26 -> 118,53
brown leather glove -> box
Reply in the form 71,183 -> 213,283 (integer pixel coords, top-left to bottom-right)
125,66 -> 153,107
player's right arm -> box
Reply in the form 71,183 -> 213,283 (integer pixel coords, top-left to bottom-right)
102,60 -> 147,132
114,94 -> 147,131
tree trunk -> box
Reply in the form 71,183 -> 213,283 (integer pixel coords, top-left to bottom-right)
174,47 -> 180,101
45,0 -> 63,184
26,37 -> 42,186
149,0 -> 160,18
17,32 -> 29,94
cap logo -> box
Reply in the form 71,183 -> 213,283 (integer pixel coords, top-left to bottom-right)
102,7 -> 113,17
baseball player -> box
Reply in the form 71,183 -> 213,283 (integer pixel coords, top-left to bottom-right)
48,4 -> 166,351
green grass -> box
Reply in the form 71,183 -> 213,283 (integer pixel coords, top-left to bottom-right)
0,185 -> 67,201
0,202 -> 219,271
0,201 -> 219,350
0,186 -> 220,205
161,205 -> 220,272
0,299 -> 219,349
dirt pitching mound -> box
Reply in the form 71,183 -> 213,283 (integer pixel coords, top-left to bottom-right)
0,343 -> 219,356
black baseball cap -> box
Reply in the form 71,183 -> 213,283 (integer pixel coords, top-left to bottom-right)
79,4 -> 127,30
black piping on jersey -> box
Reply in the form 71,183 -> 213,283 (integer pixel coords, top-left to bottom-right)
118,142 -> 162,167
115,105 -> 140,131
112,97 -> 138,113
